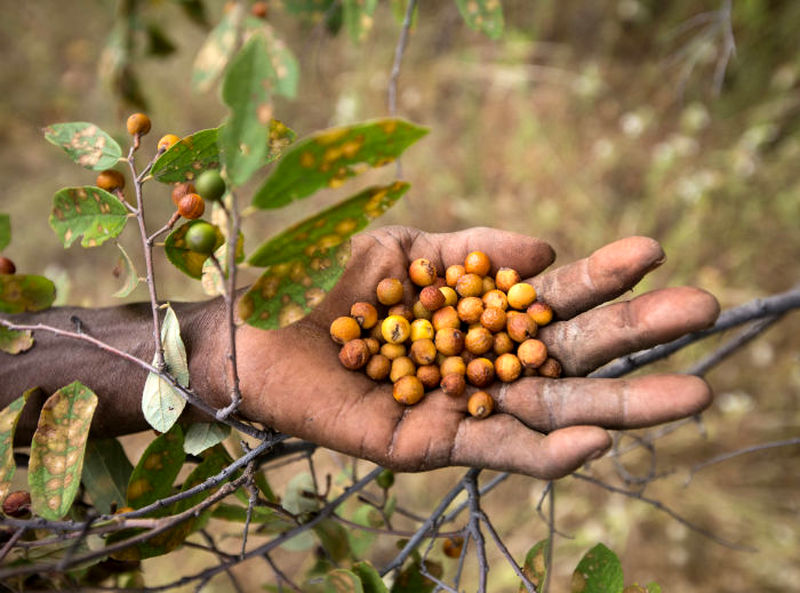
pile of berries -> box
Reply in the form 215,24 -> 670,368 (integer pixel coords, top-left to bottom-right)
329,251 -> 561,418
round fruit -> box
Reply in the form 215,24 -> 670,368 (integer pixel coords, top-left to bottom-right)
466,358 -> 495,387
365,354 -> 391,381
195,169 -> 226,202
440,373 -> 466,397
517,339 -> 548,369
443,536 -> 465,558
467,391 -> 495,418
495,353 -> 522,382
2,490 -> 31,518
376,278 -> 404,305
381,315 -> 411,344
0,256 -> 16,275
464,251 -> 491,276
408,258 -> 437,286
375,469 -> 395,489
171,182 -> 196,206
177,193 -> 206,220
495,267 -> 521,292
251,1 -> 269,18
507,283 -> 537,309
393,375 -> 425,405
126,113 -> 151,136
390,356 -> 416,383
184,222 -> 218,254
96,169 -> 125,192
330,316 -> 361,344
350,302 -> 378,329
157,134 -> 181,152
339,339 -> 370,370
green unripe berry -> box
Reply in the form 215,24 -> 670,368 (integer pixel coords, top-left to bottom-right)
195,169 -> 226,202
184,222 -> 218,255
375,469 -> 395,489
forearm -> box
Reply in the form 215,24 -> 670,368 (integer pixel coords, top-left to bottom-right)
1,299 -> 227,442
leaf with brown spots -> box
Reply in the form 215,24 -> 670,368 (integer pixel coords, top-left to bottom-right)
571,543 -> 624,593
150,121 -> 295,183
239,241 -> 351,330
343,0 -> 377,43
43,122 -> 123,170
454,0 -> 504,40
49,186 -> 128,248
125,425 -> 185,510
323,568 -> 365,593
0,326 -> 34,354
0,389 -> 33,503
248,182 -> 408,267
164,220 -> 225,279
220,33 -> 275,186
81,437 -> 133,515
112,242 -> 139,298
251,118 -> 428,209
519,539 -> 550,592
191,3 -> 242,93
28,381 -> 98,520
0,274 -> 56,314
243,17 -> 299,98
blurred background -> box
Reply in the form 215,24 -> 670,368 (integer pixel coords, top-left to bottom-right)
1,1 -> 798,591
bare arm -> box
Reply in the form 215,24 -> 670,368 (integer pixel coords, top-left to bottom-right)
0,226 -> 720,479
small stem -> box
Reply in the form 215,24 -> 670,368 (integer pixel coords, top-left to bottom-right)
464,469 -> 488,593
127,145 -> 165,371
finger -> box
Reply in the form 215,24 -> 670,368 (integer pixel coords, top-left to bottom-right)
451,417 -> 611,479
411,226 -> 556,279
539,286 -> 720,376
494,374 -> 713,433
531,236 -> 665,320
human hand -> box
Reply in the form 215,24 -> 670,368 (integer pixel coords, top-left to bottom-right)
231,226 -> 719,479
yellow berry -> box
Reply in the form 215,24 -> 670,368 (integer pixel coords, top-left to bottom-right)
464,251 -> 491,276
507,283 -> 537,309
393,375 -> 425,405
157,133 -> 181,152
381,315 -> 411,344
467,391 -> 495,418
330,316 -> 362,344
126,112 -> 151,135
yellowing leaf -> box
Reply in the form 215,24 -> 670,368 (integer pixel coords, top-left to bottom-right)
0,326 -> 34,354
0,390 -> 33,502
0,274 -> 57,314
43,122 -> 123,170
29,382 -> 98,520
49,186 -> 128,248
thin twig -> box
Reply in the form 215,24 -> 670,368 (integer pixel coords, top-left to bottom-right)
198,531 -> 246,593
387,0 -> 417,179
263,552 -> 304,593
442,471 -> 510,523
464,469 -> 488,593
686,315 -> 780,377
572,472 -> 756,552
686,438 -> 800,484
481,511 -> 537,593
543,483 -> 555,593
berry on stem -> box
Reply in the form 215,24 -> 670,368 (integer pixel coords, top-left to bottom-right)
184,221 -> 218,255
171,182 -> 196,206
0,256 -> 17,275
126,113 -> 151,136
177,193 -> 206,220
157,134 -> 181,152
96,169 -> 125,192
195,169 -> 227,202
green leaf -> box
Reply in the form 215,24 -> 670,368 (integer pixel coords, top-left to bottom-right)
43,122 -> 123,170
112,242 -> 139,298
520,539 -> 550,591
29,381 -> 98,520
0,213 -> 10,251
390,558 -> 440,593
244,18 -> 300,98
283,472 -> 319,515
646,583 -> 662,593
220,33 -> 274,187
151,128 -> 221,183
0,390 -> 32,503
252,119 -> 428,209
454,0 -> 504,40
323,569 -> 364,593
249,182 -> 408,267
192,4 -> 243,93
49,186 -> 128,248
81,438 -> 134,515
0,326 -> 34,354
134,445 -> 231,558
343,0 -> 377,43
164,220 -> 224,279
142,305 -> 189,433
183,422 -> 231,456
0,274 -> 56,314
151,121 -> 296,183
315,519 -> 352,563
239,241 -> 351,330
126,425 -> 185,509
211,503 -> 296,532
571,543 -> 624,593
347,504 -> 383,558
352,562 -> 389,593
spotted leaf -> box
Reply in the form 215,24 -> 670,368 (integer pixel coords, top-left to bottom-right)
164,220 -> 225,279
81,437 -> 133,515
0,213 -> 9,251
323,568 -> 364,593
252,119 -> 428,209
151,121 -> 296,184
249,182 -> 408,267
244,17 -> 299,98
239,241 -> 351,330
455,0 -> 504,40
571,543 -> 624,593
191,3 -> 243,93
28,381 -> 98,520
0,274 -> 56,314
126,425 -> 185,510
221,33 -> 275,187
49,186 -> 128,248
343,0 -> 378,43
0,390 -> 33,503
133,444 -> 231,559
520,539 -> 550,591
43,122 -> 123,170
0,326 -> 33,355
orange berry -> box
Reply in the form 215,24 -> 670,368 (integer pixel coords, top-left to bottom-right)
408,258 -> 438,287
527,301 -> 554,326
330,316 -> 362,344
126,113 -> 151,135
464,251 -> 491,276
495,267 -> 521,292
393,375 -> 425,405
350,302 -> 378,329
96,169 -> 125,192
376,278 -> 404,305
177,193 -> 206,220
467,391 -> 495,418
157,134 -> 181,152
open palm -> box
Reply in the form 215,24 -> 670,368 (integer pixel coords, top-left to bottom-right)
232,226 -> 719,479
